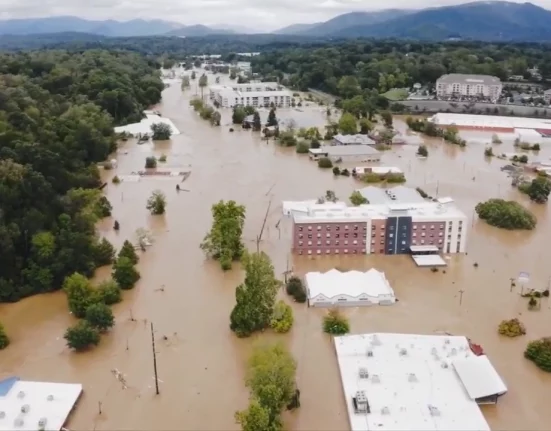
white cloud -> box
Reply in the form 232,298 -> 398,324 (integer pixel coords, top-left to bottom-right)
0,0 -> 550,32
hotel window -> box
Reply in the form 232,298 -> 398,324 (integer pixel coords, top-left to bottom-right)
430,225 -> 434,229
344,249 -> 348,254
371,225 -> 376,230
353,250 -> 358,254
421,240 -> 425,244
344,240 -> 349,245
299,234 -> 303,239
438,239 -> 443,244
298,227 -> 303,232
421,233 -> 425,237
317,233 -> 321,238
335,249 -> 339,254
413,232 -> 416,237
413,225 -> 417,230
317,241 -> 321,246
354,226 -> 359,231
336,226 -> 340,231
353,240 -> 358,245
326,249 -> 331,254
353,233 -> 358,238
372,233 -> 376,238
298,250 -> 303,255
308,234 -> 312,239
326,233 -> 331,238
308,250 -> 312,255
344,233 -> 349,238
371,240 -> 375,244
308,241 -> 312,245
335,240 -> 340,245
345,225 -> 349,230
363,226 -> 367,231
317,250 -> 321,255
362,240 -> 366,245
326,226 -> 331,231
317,226 -> 321,231
380,240 -> 384,245
326,240 -> 331,245
421,225 -> 426,230
335,234 -> 340,239
308,226 -> 312,231
389,233 -> 394,238
439,232 -> 443,237
456,242 -> 461,252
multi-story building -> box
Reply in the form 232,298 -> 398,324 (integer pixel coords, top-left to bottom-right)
436,74 -> 502,102
290,199 -> 467,256
208,82 -> 292,108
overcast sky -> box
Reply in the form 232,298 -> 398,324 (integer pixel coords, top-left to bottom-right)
1,0 -> 551,31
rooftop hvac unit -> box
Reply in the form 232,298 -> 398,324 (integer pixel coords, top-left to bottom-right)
441,361 -> 449,369
38,418 -> 48,429
14,417 -> 24,428
359,368 -> 369,379
17,391 -> 25,399
366,349 -> 374,357
428,405 -> 441,416
381,407 -> 390,415
408,373 -> 418,383
399,348 -> 408,356
47,394 -> 54,401
21,405 -> 30,414
371,374 -> 381,383
450,348 -> 457,356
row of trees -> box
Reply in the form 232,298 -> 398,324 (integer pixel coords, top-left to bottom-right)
475,199 -> 537,230
406,117 -> 466,146
0,49 -> 162,303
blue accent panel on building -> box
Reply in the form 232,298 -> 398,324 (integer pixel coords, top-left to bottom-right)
0,376 -> 19,396
385,216 -> 412,254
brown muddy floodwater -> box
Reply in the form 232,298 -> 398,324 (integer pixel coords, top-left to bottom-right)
1,73 -> 551,431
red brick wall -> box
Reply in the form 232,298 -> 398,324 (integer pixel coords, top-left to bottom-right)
292,221 -> 368,255
411,221 -> 445,250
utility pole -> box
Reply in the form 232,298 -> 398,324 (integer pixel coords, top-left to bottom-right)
151,322 -> 160,395
435,181 -> 439,198
458,289 -> 465,306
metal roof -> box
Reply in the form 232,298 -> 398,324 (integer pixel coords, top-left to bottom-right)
436,74 -> 501,85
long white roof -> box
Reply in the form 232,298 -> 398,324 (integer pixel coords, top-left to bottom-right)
0,378 -> 83,431
114,114 -> 180,136
334,333 -> 507,431
430,112 -> 551,130
306,269 -> 394,299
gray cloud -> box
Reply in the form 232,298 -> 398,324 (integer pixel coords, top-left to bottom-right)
0,0 -> 551,32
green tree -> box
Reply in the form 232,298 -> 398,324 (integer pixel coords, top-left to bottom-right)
270,300 -> 294,333
417,145 -> 429,157
252,111 -> 262,131
150,123 -> 172,140
338,112 -> 357,135
475,199 -> 536,230
93,238 -> 116,266
198,73 -> 208,99
380,110 -> 393,128
235,398 -> 274,431
230,252 -> 279,337
318,157 -> 333,168
119,240 -> 139,264
285,276 -> 307,303
201,200 -> 246,270
181,76 -> 190,90
267,108 -> 278,127
525,177 -> 551,203
96,280 -> 122,305
146,190 -> 166,215
0,322 -> 9,349
63,273 -> 98,318
211,111 -> 222,126
145,157 -> 157,168
323,309 -> 350,335
112,257 -> 141,290
232,106 -> 247,124
350,190 -> 368,206
359,118 -> 373,134
524,337 -> 551,372
191,70 -> 196,80
64,321 -> 100,351
85,302 -> 115,332
245,342 -> 297,427
342,95 -> 367,118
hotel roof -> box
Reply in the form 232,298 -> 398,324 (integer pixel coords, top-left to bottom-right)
306,269 -> 395,300
0,377 -> 83,431
292,201 -> 467,224
436,73 -> 501,85
357,186 -> 424,205
334,333 -> 507,431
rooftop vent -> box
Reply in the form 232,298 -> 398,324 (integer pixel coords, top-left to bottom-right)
47,394 -> 54,401
429,405 -> 441,417
17,391 -> 25,399
21,405 -> 30,414
371,374 -> 381,383
399,348 -> 408,356
381,406 -> 390,415
431,347 -> 438,355
366,349 -> 374,357
408,373 -> 418,383
444,338 -> 450,344
356,390 -> 368,404
441,361 -> 449,369
14,417 -> 24,428
359,368 -> 369,379
38,417 -> 48,428
451,348 -> 457,356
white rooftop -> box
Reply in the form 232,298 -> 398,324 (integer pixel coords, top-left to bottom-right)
0,378 -> 83,431
114,114 -> 180,136
282,200 -> 346,216
357,186 -> 424,205
305,269 -> 395,301
293,201 -> 467,224
453,355 -> 507,401
430,112 -> 551,131
334,333 -> 507,431
411,254 -> 448,267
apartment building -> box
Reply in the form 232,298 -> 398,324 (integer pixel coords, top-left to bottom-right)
436,74 -> 502,102
291,200 -> 467,256
208,82 -> 292,108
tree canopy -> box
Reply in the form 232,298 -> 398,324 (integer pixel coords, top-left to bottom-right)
0,49 -> 162,302
475,199 -> 536,230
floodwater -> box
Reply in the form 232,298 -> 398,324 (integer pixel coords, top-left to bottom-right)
1,72 -> 551,431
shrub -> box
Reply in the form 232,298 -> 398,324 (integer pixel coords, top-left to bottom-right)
145,156 -> 157,169
350,190 -> 368,206
0,322 -> 9,349
296,142 -> 309,154
522,176 -> 551,203
525,337 -> 551,372
323,309 -> 350,335
332,166 -> 341,176
96,280 -> 122,305
475,199 -> 536,230
270,300 -> 294,333
484,147 -> 494,157
150,122 -> 172,140
286,276 -> 307,303
159,154 -> 167,162
310,138 -> 321,149
318,157 -> 333,169
146,190 -> 166,215
498,318 -> 526,337
528,296 -> 539,310
492,134 -> 502,144
64,321 -> 100,351
85,303 -> 115,332
340,168 -> 350,177
112,175 -> 121,184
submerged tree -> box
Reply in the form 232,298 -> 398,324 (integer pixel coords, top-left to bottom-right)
64,321 -> 100,351
349,190 -> 368,206
267,108 -> 278,127
146,190 -> 167,215
181,75 -> 191,90
93,237 -> 116,266
63,272 -> 98,318
112,257 -> 140,290
96,280 -> 122,305
0,322 -> 9,349
199,74 -> 208,99
119,240 -> 139,264
201,200 -> 246,270
252,111 -> 262,131
151,123 -> 172,140
85,302 -> 115,332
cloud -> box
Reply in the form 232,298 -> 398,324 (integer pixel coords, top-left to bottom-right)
0,0 -> 550,32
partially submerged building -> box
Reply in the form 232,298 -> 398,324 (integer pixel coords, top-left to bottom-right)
332,134 -> 376,146
114,113 -> 180,137
309,145 -> 381,163
334,333 -> 507,431
0,376 -> 83,431
430,112 -> 551,135
208,82 -> 292,108
305,268 -> 396,307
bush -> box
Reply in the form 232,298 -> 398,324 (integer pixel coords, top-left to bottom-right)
318,157 -> 333,168
286,276 -> 307,303
159,154 -> 167,162
484,147 -> 494,157
112,257 -> 141,290
112,175 -> 121,184
64,321 -> 100,351
85,303 -> 115,332
0,322 -> 9,349
279,131 -> 297,147
145,156 -> 157,169
146,190 -> 166,215
498,318 -> 526,337
341,168 -> 350,177
323,309 -> 350,335
350,190 -> 368,206
525,337 -> 551,372
522,177 -> 551,203
361,172 -> 406,183
475,199 -> 536,230
270,300 -> 294,333
150,122 -> 172,140
118,240 -> 139,264
310,138 -> 321,149
96,280 -> 122,305
332,166 -> 341,176
296,142 -> 309,154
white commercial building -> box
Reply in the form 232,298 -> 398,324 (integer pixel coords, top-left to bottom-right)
334,333 -> 507,431
0,377 -> 83,431
305,269 -> 396,307
430,112 -> 551,134
436,74 -> 502,102
114,113 -> 180,137
309,145 -> 382,163
208,82 -> 292,108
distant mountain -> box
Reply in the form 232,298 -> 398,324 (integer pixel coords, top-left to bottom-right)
0,32 -> 106,49
0,16 -> 182,37
277,10 -> 413,36
212,24 -> 257,34
164,24 -> 234,37
330,1 -> 551,41
273,23 -> 322,35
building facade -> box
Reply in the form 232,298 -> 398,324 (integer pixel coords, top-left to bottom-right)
291,202 -> 467,256
436,74 -> 502,102
209,82 -> 292,108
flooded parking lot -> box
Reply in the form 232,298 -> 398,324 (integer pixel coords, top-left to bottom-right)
1,75 -> 551,431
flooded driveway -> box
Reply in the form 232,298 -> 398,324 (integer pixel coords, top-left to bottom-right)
1,74 -> 551,431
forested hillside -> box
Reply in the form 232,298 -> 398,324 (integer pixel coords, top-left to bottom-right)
0,50 -> 163,302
